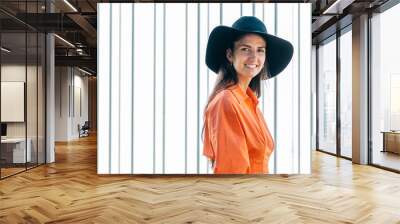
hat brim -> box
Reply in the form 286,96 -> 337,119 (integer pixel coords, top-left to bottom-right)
205,26 -> 294,78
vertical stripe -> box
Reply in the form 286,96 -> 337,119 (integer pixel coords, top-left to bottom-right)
206,3 -> 210,173
261,4 -> 266,171
25,3 -> 27,171
196,3 -> 200,173
310,6 -> 313,173
109,5 -> 112,173
252,3 -> 255,16
273,3 -> 277,174
96,4 -> 99,173
153,3 -> 157,174
162,3 -> 166,174
37,29 -> 39,167
45,20 -> 47,164
220,3 -> 223,24
185,3 -> 188,174
131,3 -> 135,173
240,3 -> 243,16
316,45 -> 319,152
336,29 -> 341,157
118,4 -> 121,173
0,31 -> 2,178
291,5 -> 295,173
262,3 -> 265,114
297,3 -> 301,174
367,14 -> 372,165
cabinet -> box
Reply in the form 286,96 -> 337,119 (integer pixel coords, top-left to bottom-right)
382,131 -> 400,154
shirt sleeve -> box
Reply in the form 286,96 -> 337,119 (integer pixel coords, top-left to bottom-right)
206,93 -> 250,174
203,115 -> 215,160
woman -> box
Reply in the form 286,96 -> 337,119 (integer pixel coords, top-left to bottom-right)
203,16 -> 293,174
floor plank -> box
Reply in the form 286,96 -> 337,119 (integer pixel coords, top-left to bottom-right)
0,134 -> 399,223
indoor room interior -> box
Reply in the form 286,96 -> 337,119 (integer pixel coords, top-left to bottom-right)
0,0 -> 400,223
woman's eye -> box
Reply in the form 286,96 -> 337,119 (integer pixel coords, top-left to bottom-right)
258,49 -> 266,53
241,48 -> 250,52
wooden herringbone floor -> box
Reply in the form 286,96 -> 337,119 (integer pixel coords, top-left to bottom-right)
1,134 -> 400,224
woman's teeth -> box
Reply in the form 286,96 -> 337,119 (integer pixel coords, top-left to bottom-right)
245,64 -> 257,68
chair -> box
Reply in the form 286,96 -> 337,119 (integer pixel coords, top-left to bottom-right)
79,121 -> 90,138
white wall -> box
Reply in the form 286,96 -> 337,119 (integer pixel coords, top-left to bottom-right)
98,3 -> 312,174
55,67 -> 89,141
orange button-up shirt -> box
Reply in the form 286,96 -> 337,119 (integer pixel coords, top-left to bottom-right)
203,84 -> 274,174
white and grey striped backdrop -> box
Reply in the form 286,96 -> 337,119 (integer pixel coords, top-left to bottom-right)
98,3 -> 312,174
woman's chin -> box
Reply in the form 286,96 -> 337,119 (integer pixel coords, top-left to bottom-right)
238,71 -> 260,80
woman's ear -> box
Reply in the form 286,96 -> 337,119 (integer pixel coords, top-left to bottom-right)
226,48 -> 233,64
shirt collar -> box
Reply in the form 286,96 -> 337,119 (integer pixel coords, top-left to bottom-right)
228,83 -> 259,105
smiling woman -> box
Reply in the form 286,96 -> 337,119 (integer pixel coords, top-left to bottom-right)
203,16 -> 293,174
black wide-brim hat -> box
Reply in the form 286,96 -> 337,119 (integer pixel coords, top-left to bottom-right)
205,16 -> 294,78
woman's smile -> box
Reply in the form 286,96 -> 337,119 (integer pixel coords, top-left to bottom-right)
244,64 -> 258,69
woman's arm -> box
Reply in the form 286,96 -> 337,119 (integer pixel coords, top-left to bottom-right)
207,92 -> 250,174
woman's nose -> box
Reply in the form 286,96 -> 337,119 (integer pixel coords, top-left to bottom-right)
251,49 -> 259,57
248,50 -> 257,59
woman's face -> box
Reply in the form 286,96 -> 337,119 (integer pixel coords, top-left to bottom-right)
226,34 -> 266,80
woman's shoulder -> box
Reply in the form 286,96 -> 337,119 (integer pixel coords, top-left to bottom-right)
206,88 -> 239,114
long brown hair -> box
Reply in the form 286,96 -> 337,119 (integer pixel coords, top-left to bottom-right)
202,34 -> 270,139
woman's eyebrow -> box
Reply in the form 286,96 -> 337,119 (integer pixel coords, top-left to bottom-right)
238,43 -> 266,48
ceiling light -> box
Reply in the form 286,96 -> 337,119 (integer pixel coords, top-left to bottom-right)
322,0 -> 354,15
1,47 -> 11,53
63,0 -> 78,12
54,34 -> 75,48
78,67 -> 93,76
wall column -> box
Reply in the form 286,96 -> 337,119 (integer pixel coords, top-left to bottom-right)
352,14 -> 369,164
